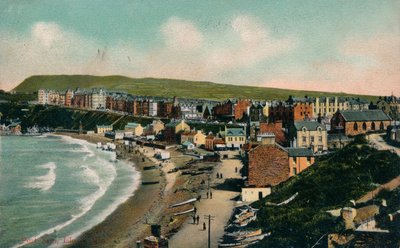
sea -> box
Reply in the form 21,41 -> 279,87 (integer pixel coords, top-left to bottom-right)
0,134 -> 141,248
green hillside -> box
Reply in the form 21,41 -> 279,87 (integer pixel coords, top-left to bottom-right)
13,75 -> 377,101
0,103 -> 161,131
250,137 -> 400,247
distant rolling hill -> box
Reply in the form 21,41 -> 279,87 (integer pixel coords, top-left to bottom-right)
13,75 -> 377,101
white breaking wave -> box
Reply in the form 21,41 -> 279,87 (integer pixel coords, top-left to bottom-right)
12,136 -> 117,248
67,162 -> 141,243
12,134 -> 141,248
25,162 -> 57,191
80,165 -> 101,185
78,157 -> 116,212
52,134 -> 96,158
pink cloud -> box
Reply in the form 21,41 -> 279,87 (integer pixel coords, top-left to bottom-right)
262,35 -> 400,95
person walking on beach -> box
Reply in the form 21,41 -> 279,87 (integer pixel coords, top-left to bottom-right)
203,222 -> 206,230
216,172 -> 219,178
206,191 -> 209,199
194,207 -> 197,215
192,215 -> 196,224
220,173 -> 223,178
196,215 -> 200,225
210,191 -> 213,199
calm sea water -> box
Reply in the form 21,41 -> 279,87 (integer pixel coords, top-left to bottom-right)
0,135 -> 140,248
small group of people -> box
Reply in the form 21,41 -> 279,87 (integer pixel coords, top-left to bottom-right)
192,207 -> 207,230
192,214 -> 200,225
206,190 -> 213,199
216,172 -> 223,179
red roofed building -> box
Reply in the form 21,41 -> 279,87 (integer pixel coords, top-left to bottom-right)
248,144 -> 289,187
234,99 -> 252,120
205,134 -> 226,151
246,141 -> 315,187
259,121 -> 287,146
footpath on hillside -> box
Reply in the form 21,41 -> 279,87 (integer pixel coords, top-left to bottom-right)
356,133 -> 400,204
368,133 -> 400,155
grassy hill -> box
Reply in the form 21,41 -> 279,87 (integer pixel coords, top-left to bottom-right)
13,75 -> 377,101
250,137 -> 400,247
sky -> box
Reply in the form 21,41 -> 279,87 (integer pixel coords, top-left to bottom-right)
0,0 -> 399,95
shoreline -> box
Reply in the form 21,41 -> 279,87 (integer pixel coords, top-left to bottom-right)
54,132 -> 167,248
48,132 -> 239,248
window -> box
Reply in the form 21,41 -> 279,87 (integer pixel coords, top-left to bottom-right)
362,122 -> 367,130
293,167 -> 297,175
302,136 -> 307,143
318,136 -> 322,142
311,136 -> 315,143
380,122 -> 384,130
353,123 -> 358,131
371,122 -> 376,130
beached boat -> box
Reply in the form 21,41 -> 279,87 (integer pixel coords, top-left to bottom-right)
173,208 -> 195,216
170,198 -> 197,208
228,205 -> 259,227
142,181 -> 160,185
224,229 -> 262,241
218,240 -> 259,247
235,215 -> 257,227
234,212 -> 254,223
181,170 -> 204,175
240,233 -> 270,243
143,165 -> 157,170
219,233 -> 270,247
96,142 -> 102,148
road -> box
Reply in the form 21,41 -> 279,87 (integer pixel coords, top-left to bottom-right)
169,157 -> 243,248
355,133 -> 400,204
368,133 -> 400,156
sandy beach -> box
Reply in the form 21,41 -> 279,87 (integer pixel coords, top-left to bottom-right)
56,133 -> 243,248
52,133 -> 165,248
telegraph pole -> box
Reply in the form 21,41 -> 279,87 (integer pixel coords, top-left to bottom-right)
204,214 -> 215,248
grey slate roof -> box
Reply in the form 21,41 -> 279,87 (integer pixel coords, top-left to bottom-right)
286,148 -> 314,157
125,122 -> 140,128
294,121 -> 325,131
225,128 -> 246,136
340,110 -> 391,122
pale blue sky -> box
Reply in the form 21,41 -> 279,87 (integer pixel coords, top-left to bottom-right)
0,0 -> 399,95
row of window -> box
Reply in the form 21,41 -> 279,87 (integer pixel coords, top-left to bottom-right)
227,137 -> 245,142
302,136 -> 323,143
353,122 -> 384,131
